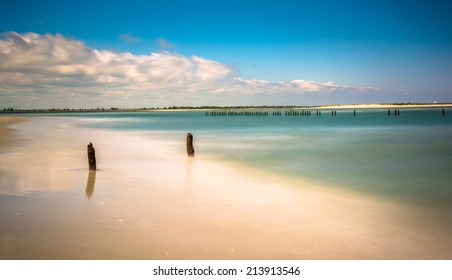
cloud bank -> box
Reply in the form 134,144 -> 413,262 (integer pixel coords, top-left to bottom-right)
0,32 -> 378,107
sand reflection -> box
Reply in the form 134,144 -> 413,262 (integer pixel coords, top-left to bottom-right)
85,171 -> 96,198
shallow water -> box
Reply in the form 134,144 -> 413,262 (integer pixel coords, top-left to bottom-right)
1,110 -> 452,259
73,109 -> 452,207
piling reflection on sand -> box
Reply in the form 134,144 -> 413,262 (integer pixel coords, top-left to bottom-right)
85,171 -> 96,198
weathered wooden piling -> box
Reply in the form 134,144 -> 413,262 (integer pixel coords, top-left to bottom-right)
388,110 -> 390,116
87,142 -> 96,171
443,107 -> 445,116
186,133 -> 195,157
354,110 -> 356,116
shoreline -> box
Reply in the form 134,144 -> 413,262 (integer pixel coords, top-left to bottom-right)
1,116 -> 452,259
316,103 -> 452,109
1,103 -> 451,114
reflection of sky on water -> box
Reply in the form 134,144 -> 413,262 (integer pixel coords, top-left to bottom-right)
0,119 -> 87,194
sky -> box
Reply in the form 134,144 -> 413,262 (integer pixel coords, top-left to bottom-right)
1,0 -> 452,108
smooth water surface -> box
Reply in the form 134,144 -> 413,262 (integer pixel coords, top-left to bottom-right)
72,109 -> 452,208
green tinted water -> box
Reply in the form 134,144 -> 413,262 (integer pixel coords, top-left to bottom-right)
74,109 -> 452,208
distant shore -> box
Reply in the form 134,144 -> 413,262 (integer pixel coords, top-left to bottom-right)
1,103 -> 451,114
316,103 -> 452,109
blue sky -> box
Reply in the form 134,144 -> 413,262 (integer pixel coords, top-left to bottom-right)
1,0 -> 451,108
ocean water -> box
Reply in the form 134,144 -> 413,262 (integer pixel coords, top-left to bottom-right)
73,108 -> 452,209
2,108 -> 452,259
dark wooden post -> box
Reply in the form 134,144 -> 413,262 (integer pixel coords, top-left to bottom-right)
186,133 -> 195,157
87,142 -> 96,171
443,107 -> 445,116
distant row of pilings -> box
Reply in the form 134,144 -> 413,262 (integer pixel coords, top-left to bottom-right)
205,110 -> 326,117
205,111 -> 270,116
205,108 -> 447,117
388,109 -> 401,116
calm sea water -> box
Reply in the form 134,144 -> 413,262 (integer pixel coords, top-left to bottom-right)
70,108 -> 452,209
2,108 -> 452,259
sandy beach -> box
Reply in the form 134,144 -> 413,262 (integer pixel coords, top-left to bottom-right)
0,116 -> 25,147
1,115 -> 452,259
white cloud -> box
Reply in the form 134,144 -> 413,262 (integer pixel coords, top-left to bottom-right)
0,32 -> 379,107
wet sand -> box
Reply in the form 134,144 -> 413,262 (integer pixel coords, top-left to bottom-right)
1,116 -> 451,259
0,116 -> 25,147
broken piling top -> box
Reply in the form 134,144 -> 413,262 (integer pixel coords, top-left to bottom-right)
87,142 -> 97,170
186,133 -> 195,157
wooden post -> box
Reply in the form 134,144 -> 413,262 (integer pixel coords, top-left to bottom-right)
186,133 -> 195,157
388,110 -> 390,116
354,110 -> 356,116
443,107 -> 445,116
87,142 -> 96,171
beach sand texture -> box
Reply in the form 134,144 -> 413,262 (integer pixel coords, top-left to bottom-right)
1,116 -> 451,259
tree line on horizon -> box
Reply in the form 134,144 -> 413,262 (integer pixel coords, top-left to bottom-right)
1,103 -> 450,114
